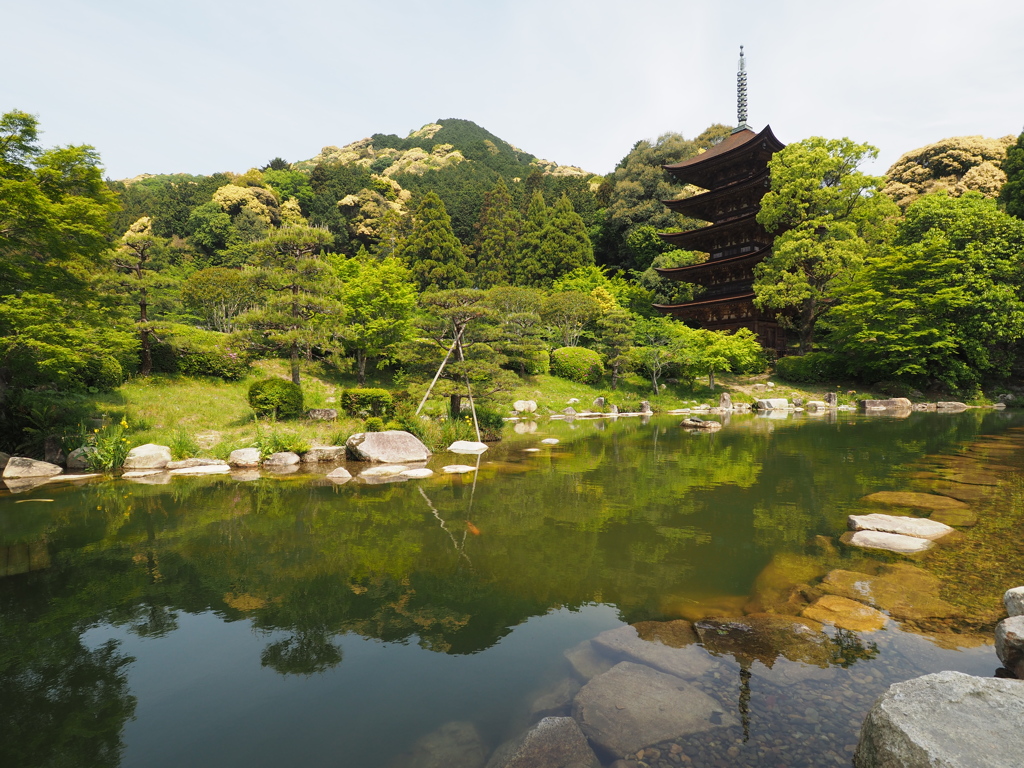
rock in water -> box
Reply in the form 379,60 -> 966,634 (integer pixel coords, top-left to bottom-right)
66,446 -> 97,470
818,565 -> 958,622
563,640 -> 615,681
854,671 -> 1024,768
842,530 -> 935,554
166,457 -> 227,470
824,392 -> 838,407
346,430 -> 431,463
448,441 -> 488,454
123,444 -> 172,470
590,623 -> 717,679
863,491 -> 968,511
540,438 -> 559,445
680,418 -> 722,431
995,615 -> 1024,678
572,662 -> 737,756
801,595 -> 888,632
858,398 -> 912,410
325,467 -> 352,483
387,720 -> 487,768
2,457 -> 63,479
301,446 -> 346,463
1005,586 -> 1024,617
228,448 -> 261,467
400,468 -> 434,479
169,464 -> 231,475
719,392 -> 732,409
486,716 -> 599,768
754,398 -> 790,410
263,451 -> 300,466
848,513 -> 954,540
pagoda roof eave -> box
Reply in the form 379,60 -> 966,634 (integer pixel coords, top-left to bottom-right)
663,124 -> 784,173
653,292 -> 757,312
658,212 -> 763,247
661,169 -> 770,213
655,246 -> 770,277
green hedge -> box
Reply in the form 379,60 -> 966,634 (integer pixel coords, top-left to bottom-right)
523,350 -> 550,375
340,388 -> 393,417
551,347 -> 604,384
774,352 -> 846,384
248,378 -> 304,419
152,325 -> 250,380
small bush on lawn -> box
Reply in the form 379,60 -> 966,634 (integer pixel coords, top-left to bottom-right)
248,378 -> 304,419
363,416 -> 385,432
340,388 -> 393,417
774,352 -> 845,384
551,347 -> 604,384
152,324 -> 250,380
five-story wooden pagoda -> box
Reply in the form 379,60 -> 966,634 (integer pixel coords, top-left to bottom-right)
653,47 -> 786,351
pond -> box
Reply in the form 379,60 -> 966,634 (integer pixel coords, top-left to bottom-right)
2,409 -> 1023,768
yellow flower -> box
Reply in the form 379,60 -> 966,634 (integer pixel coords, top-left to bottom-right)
120,419 -> 129,428
94,428 -> 100,433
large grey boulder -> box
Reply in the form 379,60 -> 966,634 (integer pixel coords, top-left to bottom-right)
854,671 -> 1024,767
387,720 -> 487,768
936,401 -> 969,412
263,451 -> 300,466
301,446 -> 346,463
123,444 -> 172,470
848,513 -> 955,540
995,615 -> 1024,678
824,392 -> 838,407
718,392 -> 732,409
1005,586 -> 1024,617
2,457 -> 63,479
228,448 -> 261,467
346,430 -> 431,463
486,717 -> 599,768
573,661 -> 736,757
513,400 -> 537,413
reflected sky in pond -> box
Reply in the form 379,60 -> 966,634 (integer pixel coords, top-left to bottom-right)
2,410 -> 1022,767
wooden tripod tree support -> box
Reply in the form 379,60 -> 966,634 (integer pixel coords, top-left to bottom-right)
414,326 -> 482,443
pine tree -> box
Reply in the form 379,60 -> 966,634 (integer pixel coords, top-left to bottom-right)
514,191 -> 548,287
537,194 -> 594,284
396,192 -> 470,291
1000,130 -> 1024,219
472,178 -> 520,288
236,225 -> 339,385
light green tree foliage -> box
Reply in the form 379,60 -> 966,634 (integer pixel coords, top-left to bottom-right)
404,290 -> 517,417
637,248 -> 705,307
596,307 -> 634,390
335,255 -> 417,385
629,316 -> 684,394
601,125 -> 732,269
181,267 -> 259,332
755,136 -> 897,353
884,135 -> 1015,209
396,192 -> 470,291
686,327 -> 764,389
514,191 -> 549,286
1000,130 -> 1024,219
109,217 -> 177,375
541,291 -> 600,347
828,192 -> 1024,394
236,225 -> 339,384
472,178 -> 520,288
484,286 -> 546,375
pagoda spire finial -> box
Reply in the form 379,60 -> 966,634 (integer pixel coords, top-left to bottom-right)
734,45 -> 750,133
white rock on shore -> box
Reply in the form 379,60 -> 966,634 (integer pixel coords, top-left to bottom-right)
123,444 -> 172,470
2,457 -> 63,479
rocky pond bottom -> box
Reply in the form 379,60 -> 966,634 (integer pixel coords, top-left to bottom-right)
2,411 -> 1023,767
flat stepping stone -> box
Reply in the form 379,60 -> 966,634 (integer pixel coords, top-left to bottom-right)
121,470 -> 164,478
359,465 -> 409,477
45,473 -> 101,483
916,480 -> 993,503
942,472 -> 1001,486
590,623 -> 717,679
399,468 -> 434,479
819,565 -> 958,621
523,448 -> 540,453
863,491 -> 968,511
928,507 -> 978,527
447,440 -> 488,454
842,530 -> 934,554
169,464 -> 230,475
442,465 -> 477,474
849,513 -> 955,541
540,438 -> 559,445
801,595 -> 888,632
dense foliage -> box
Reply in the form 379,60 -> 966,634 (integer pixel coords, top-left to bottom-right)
248,378 -> 304,419
550,346 -> 605,384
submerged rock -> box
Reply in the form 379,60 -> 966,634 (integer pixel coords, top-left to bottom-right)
801,595 -> 888,632
590,622 -> 717,679
573,661 -> 737,756
529,677 -> 581,720
819,565 -> 958,622
863,491 -> 969,511
388,720 -> 487,768
854,671 -> 1024,768
347,430 -> 431,463
563,640 -> 614,681
695,613 -> 833,670
487,716 -> 599,768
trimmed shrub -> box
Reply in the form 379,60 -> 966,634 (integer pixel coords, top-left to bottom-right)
551,347 -> 604,384
523,350 -> 550,375
774,352 -> 846,384
152,324 -> 250,380
363,416 -> 385,432
340,388 -> 393,417
248,378 -> 304,419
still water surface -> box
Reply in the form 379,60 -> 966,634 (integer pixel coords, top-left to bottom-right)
2,410 -> 1021,767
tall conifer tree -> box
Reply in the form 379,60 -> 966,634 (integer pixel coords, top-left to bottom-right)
514,191 -> 548,287
396,192 -> 469,291
473,178 -> 520,288
538,194 -> 594,283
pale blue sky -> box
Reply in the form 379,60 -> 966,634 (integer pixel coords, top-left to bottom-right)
7,0 -> 1023,179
